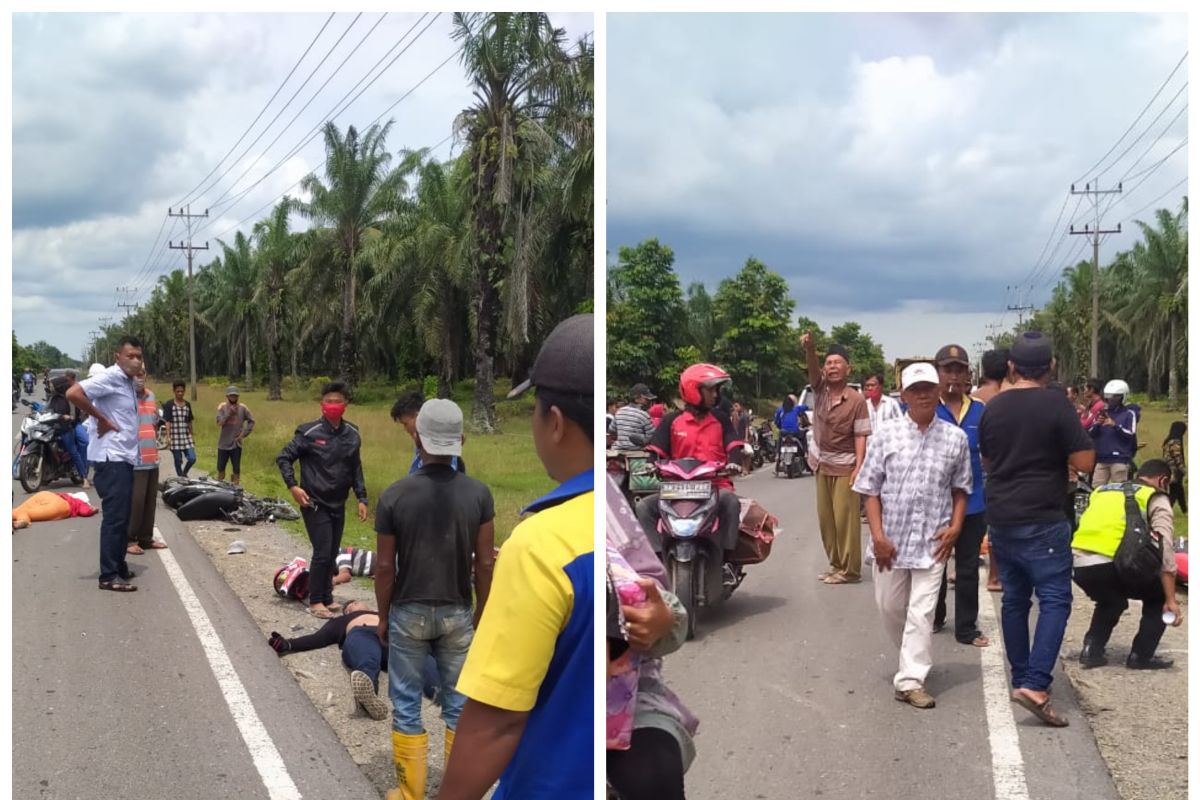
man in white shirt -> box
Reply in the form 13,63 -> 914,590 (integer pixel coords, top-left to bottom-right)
863,373 -> 902,433
853,363 -> 971,709
66,336 -> 144,592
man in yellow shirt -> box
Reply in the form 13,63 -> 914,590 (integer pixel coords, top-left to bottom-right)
438,314 -> 595,800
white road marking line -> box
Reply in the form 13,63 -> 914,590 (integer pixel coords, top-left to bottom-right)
157,545 -> 302,800
976,573 -> 1031,800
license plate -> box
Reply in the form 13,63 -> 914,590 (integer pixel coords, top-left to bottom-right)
659,481 -> 712,500
782,446 -> 798,453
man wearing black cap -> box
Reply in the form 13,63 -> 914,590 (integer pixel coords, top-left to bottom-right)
931,344 -> 990,647
613,383 -> 656,451
978,331 -> 1095,727
802,331 -> 872,585
440,314 -> 594,800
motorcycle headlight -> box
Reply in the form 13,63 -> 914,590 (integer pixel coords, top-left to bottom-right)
666,516 -> 702,538
31,430 -> 53,442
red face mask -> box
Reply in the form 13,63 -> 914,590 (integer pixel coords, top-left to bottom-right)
866,387 -> 882,401
321,402 -> 347,423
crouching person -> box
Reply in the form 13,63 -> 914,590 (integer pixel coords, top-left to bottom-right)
1073,459 -> 1183,670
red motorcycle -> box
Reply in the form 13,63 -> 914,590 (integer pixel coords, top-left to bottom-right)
647,458 -> 745,639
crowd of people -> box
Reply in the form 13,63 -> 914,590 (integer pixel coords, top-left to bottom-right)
38,315 -> 596,800
605,329 -> 1186,799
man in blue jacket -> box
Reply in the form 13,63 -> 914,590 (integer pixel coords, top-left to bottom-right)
1089,379 -> 1137,485
931,344 -> 989,647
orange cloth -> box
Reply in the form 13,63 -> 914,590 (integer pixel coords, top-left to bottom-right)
12,491 -> 72,527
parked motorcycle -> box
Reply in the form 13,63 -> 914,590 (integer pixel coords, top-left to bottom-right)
15,399 -> 81,493
648,458 -> 745,639
606,448 -> 659,510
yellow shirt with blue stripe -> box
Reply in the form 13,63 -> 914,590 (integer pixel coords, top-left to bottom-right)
454,469 -> 594,799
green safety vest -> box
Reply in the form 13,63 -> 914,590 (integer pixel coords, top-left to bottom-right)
1072,483 -> 1158,558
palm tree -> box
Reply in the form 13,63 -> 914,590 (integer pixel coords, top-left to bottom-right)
294,121 -> 407,384
1122,198 -> 1188,408
252,199 -> 299,400
208,232 -> 261,388
452,11 -> 569,432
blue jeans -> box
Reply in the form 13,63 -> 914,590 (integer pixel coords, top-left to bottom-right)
93,460 -> 135,583
58,428 -> 87,479
989,521 -> 1074,692
342,626 -> 389,690
171,447 -> 197,477
387,602 -> 474,734
74,424 -> 90,477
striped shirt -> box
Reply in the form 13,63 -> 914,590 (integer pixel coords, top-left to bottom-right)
135,390 -> 160,470
613,404 -> 655,450
852,414 -> 972,570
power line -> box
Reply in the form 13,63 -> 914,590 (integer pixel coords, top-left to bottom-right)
1098,135 -> 1187,219
1072,51 -> 1187,185
185,13 -> 364,209
202,13 -> 442,224
203,12 -> 392,210
174,12 -> 336,208
1092,82 -> 1188,182
1119,176 -> 1188,226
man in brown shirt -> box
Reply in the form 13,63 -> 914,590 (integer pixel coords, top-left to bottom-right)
803,333 -> 872,583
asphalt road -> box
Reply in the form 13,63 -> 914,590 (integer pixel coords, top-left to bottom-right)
665,468 -> 1122,800
10,396 -> 382,800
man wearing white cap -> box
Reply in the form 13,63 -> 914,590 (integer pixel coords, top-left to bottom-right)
373,398 -> 496,800
853,363 -> 972,709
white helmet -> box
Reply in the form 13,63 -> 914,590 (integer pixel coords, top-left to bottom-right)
1103,379 -> 1129,398
87,363 -> 106,378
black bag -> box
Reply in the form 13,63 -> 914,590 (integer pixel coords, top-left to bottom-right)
1113,483 -> 1162,587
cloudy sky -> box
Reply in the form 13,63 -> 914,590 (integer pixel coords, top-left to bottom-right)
11,11 -> 591,360
607,12 -> 1188,362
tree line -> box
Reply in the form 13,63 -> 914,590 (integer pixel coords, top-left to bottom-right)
606,238 -> 886,404
998,196 -> 1187,409
94,13 -> 593,432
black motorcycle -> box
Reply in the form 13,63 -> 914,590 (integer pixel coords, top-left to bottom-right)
15,400 -> 81,493
754,421 -> 776,467
775,432 -> 807,479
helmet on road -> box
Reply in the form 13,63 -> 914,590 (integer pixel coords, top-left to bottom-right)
1103,379 -> 1130,398
679,363 -> 731,407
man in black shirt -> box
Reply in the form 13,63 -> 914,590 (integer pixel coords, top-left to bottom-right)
979,332 -> 1095,728
267,599 -> 390,720
373,398 -> 495,798
276,381 -> 369,620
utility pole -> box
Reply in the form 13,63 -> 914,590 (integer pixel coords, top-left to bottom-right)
1070,181 -> 1122,377
1005,285 -> 1035,327
97,316 -> 113,365
169,205 -> 209,401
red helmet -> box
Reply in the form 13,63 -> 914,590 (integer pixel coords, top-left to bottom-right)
679,363 -> 731,407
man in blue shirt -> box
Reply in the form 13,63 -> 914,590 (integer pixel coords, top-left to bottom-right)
66,335 -> 144,592
391,390 -> 465,476
931,344 -> 989,647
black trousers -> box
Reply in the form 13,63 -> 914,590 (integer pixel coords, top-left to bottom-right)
934,513 -> 988,642
302,503 -> 346,606
1168,480 -> 1187,513
636,490 -> 741,553
607,727 -> 686,800
1073,561 -> 1167,659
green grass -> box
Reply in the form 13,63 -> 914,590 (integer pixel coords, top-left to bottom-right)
149,379 -> 556,550
1128,399 -> 1189,540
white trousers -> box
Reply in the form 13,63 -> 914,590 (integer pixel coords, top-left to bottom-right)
873,561 -> 946,691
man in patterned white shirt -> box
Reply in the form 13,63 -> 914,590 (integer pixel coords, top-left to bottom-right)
853,363 -> 971,709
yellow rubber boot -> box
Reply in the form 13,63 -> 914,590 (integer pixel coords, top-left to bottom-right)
444,728 -> 456,765
387,731 -> 428,800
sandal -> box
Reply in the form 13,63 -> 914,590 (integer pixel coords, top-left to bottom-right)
987,583 -> 1003,593
99,580 -> 137,592
127,544 -> 145,555
1011,689 -> 1069,727
823,573 -> 854,585
308,606 -> 336,619
147,541 -> 169,549
958,634 -> 990,647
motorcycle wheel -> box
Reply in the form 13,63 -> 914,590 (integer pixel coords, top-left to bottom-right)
19,452 -> 45,493
668,556 -> 698,640
752,449 -> 764,469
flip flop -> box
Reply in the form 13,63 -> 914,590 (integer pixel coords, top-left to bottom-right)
1011,690 -> 1069,727
958,634 -> 990,647
99,580 -> 137,593
308,607 -> 336,619
127,544 -> 145,555
147,541 -> 169,549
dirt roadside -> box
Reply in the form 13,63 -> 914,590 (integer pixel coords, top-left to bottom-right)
178,512 -> 458,800
1059,587 -> 1188,800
